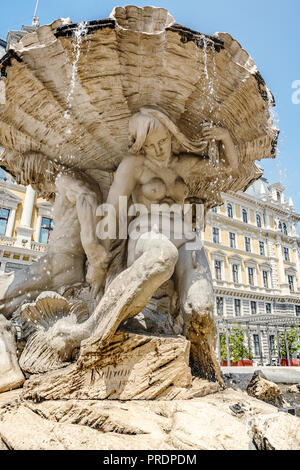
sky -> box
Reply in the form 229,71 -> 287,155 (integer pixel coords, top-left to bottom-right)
0,0 -> 299,212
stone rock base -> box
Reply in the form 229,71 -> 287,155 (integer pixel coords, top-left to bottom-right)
22,331 -> 220,401
247,370 -> 287,407
0,388 -> 299,450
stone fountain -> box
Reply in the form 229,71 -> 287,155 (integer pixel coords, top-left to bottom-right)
0,6 -> 296,452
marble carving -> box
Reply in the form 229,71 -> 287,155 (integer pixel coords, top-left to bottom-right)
0,6 -> 278,397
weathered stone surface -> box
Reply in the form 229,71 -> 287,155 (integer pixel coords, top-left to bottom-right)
251,413 -> 300,450
0,405 -> 169,450
287,384 -> 300,394
0,389 -> 298,450
23,331 -> 200,401
247,370 -> 286,407
0,438 -> 8,450
0,315 -> 25,393
0,389 -> 22,407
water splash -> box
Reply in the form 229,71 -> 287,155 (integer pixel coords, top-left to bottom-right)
64,21 -> 88,124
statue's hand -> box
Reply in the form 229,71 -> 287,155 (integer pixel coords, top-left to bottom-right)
86,246 -> 110,299
86,263 -> 107,299
202,123 -> 230,142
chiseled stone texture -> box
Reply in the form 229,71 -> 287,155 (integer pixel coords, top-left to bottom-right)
0,389 -> 299,450
247,370 -> 286,408
22,331 -> 221,401
251,413 -> 300,450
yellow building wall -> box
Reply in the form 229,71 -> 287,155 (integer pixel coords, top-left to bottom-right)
219,204 -> 225,215
204,224 -> 212,242
2,186 -> 47,240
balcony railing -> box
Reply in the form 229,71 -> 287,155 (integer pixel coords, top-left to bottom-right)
0,235 -> 47,252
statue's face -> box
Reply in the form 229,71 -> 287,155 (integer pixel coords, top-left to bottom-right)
143,124 -> 172,165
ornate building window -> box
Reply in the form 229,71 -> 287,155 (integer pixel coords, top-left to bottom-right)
229,232 -> 236,249
245,236 -> 251,253
212,227 -> 220,244
211,206 -> 218,213
266,303 -> 272,314
288,275 -> 295,293
283,247 -> 290,262
259,241 -> 265,256
232,264 -> 239,284
276,191 -> 281,202
248,267 -> 254,286
216,297 -> 224,316
253,334 -> 260,356
278,221 -> 282,232
214,260 -> 222,280
227,203 -> 233,218
0,208 -> 10,236
262,270 -> 269,289
250,301 -> 257,315
295,306 -> 300,317
39,217 -> 54,244
256,214 -> 262,228
242,209 -> 248,224
234,299 -> 241,317
283,223 -> 288,236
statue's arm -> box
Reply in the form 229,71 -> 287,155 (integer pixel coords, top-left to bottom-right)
178,125 -> 239,178
100,156 -> 140,251
107,156 -> 139,209
202,123 -> 239,170
56,173 -> 108,297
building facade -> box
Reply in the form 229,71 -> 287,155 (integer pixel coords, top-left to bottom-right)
205,178 -> 300,365
0,169 -> 51,273
0,39 -> 6,59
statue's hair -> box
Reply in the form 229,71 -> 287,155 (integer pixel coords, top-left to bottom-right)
128,106 -> 206,155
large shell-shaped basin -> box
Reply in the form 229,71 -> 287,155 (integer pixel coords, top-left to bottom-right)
0,5 -> 278,201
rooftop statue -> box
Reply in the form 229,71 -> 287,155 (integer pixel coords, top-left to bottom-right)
0,5 -> 278,398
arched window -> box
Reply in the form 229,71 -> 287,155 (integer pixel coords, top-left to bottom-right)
242,209 -> 248,224
227,203 -> 233,218
256,214 -> 262,228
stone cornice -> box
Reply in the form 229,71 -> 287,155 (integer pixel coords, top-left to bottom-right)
206,212 -> 300,246
214,285 -> 300,302
205,240 -> 277,263
217,315 -> 300,326
0,180 -> 26,193
226,190 -> 300,221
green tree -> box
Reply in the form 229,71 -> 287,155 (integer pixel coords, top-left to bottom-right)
278,326 -> 300,359
220,326 -> 253,363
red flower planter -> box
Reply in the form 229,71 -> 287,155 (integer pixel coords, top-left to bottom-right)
280,359 -> 300,367
221,360 -> 253,367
